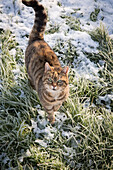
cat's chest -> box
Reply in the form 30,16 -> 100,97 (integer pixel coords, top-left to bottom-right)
50,90 -> 60,100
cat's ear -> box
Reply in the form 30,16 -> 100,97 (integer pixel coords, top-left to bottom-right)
62,66 -> 69,74
45,62 -> 51,72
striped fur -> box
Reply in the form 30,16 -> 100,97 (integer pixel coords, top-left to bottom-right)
22,0 -> 69,124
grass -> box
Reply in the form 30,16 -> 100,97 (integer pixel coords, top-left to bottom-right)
53,39 -> 78,67
0,25 -> 113,170
62,15 -> 82,32
90,8 -> 100,22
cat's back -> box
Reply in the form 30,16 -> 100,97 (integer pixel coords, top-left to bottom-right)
25,40 -> 60,71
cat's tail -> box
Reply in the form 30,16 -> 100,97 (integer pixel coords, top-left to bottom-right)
22,0 -> 47,44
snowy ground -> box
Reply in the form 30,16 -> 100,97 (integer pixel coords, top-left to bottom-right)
0,0 -> 113,78
0,1 -> 113,168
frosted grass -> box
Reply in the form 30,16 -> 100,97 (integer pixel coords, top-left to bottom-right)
0,1 -> 113,169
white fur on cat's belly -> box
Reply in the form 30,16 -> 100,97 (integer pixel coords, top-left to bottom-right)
50,90 -> 61,100
46,105 -> 53,110
45,101 -> 61,113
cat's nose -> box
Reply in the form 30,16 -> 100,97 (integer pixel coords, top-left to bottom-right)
53,87 -> 56,90
52,83 -> 57,90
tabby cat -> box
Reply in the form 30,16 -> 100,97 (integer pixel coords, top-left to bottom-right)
22,0 -> 69,124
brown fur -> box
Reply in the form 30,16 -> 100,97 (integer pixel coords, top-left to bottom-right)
22,0 -> 69,124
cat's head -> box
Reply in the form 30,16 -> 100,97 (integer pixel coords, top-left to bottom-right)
42,62 -> 69,93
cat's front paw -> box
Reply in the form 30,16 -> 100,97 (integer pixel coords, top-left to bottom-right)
48,113 -> 55,125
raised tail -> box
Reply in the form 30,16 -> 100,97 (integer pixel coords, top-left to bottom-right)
22,0 -> 47,44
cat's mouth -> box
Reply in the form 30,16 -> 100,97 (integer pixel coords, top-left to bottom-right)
52,86 -> 57,91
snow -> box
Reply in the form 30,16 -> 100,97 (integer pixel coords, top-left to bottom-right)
1,0 -> 112,80
97,94 -> 113,110
0,0 -> 113,78
61,0 -> 113,34
35,139 -> 48,147
31,111 -> 69,142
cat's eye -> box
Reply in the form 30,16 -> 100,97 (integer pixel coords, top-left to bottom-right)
48,78 -> 53,83
57,80 -> 63,85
